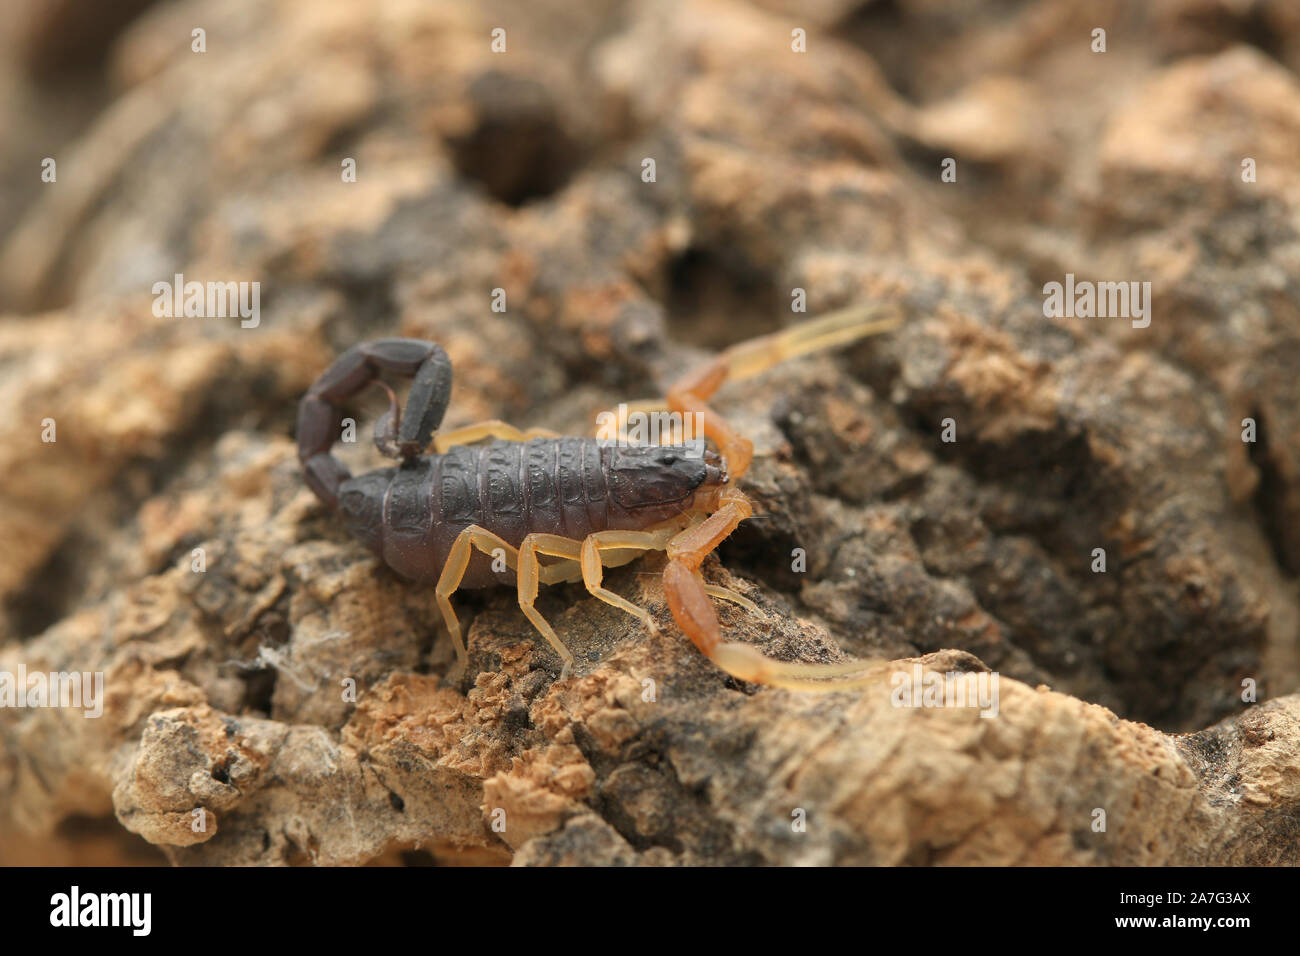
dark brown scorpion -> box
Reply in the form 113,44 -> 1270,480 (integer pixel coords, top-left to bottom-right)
297,305 -> 899,689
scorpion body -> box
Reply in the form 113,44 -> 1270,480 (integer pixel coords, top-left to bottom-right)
298,306 -> 899,688
328,437 -> 724,588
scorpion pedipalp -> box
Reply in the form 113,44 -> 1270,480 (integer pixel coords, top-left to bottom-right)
648,302 -> 904,689
298,302 -> 902,691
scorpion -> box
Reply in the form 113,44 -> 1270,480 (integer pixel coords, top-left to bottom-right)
297,304 -> 899,690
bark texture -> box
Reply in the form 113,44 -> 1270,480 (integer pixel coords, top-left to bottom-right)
1,0 -> 1298,865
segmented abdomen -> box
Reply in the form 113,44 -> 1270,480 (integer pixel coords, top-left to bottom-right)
380,438 -> 615,586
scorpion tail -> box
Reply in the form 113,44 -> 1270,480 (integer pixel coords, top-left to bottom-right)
297,338 -> 452,508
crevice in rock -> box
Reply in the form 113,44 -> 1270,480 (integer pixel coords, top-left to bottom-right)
17,0 -> 161,81
663,246 -> 784,351
446,71 -> 582,207
1246,405 -> 1296,576
4,529 -> 93,642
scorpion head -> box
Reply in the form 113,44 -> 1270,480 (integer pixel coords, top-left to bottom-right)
607,444 -> 727,518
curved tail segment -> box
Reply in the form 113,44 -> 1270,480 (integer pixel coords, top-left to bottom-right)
296,338 -> 453,509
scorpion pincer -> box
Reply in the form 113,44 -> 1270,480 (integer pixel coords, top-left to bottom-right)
297,305 -> 900,689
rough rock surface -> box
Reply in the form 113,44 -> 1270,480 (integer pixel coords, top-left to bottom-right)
1,0 -> 1299,865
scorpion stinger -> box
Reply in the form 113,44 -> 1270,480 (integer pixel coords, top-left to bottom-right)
296,338 -> 453,508
298,304 -> 903,691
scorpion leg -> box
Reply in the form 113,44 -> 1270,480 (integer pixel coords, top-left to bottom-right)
661,487 -> 884,690
701,583 -> 760,613
576,527 -> 760,621
539,559 -> 584,585
436,526 -> 580,678
435,525 -> 520,676
433,420 -> 560,453
577,530 -> 676,628
517,534 -> 585,677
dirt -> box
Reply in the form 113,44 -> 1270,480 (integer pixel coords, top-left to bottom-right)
1,0 -> 1298,865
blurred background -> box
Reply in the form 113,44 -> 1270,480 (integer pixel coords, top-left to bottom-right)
2,0 -> 1300,865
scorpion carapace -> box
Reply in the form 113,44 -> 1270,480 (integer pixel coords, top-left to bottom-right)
297,304 -> 901,689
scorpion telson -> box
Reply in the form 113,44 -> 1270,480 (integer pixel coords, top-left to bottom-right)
297,304 -> 901,689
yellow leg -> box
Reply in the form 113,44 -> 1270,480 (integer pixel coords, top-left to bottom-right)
434,419 -> 560,453
517,533 -> 585,677
702,584 -> 759,614
578,530 -> 677,629
435,525 -> 519,676
539,558 -> 583,585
